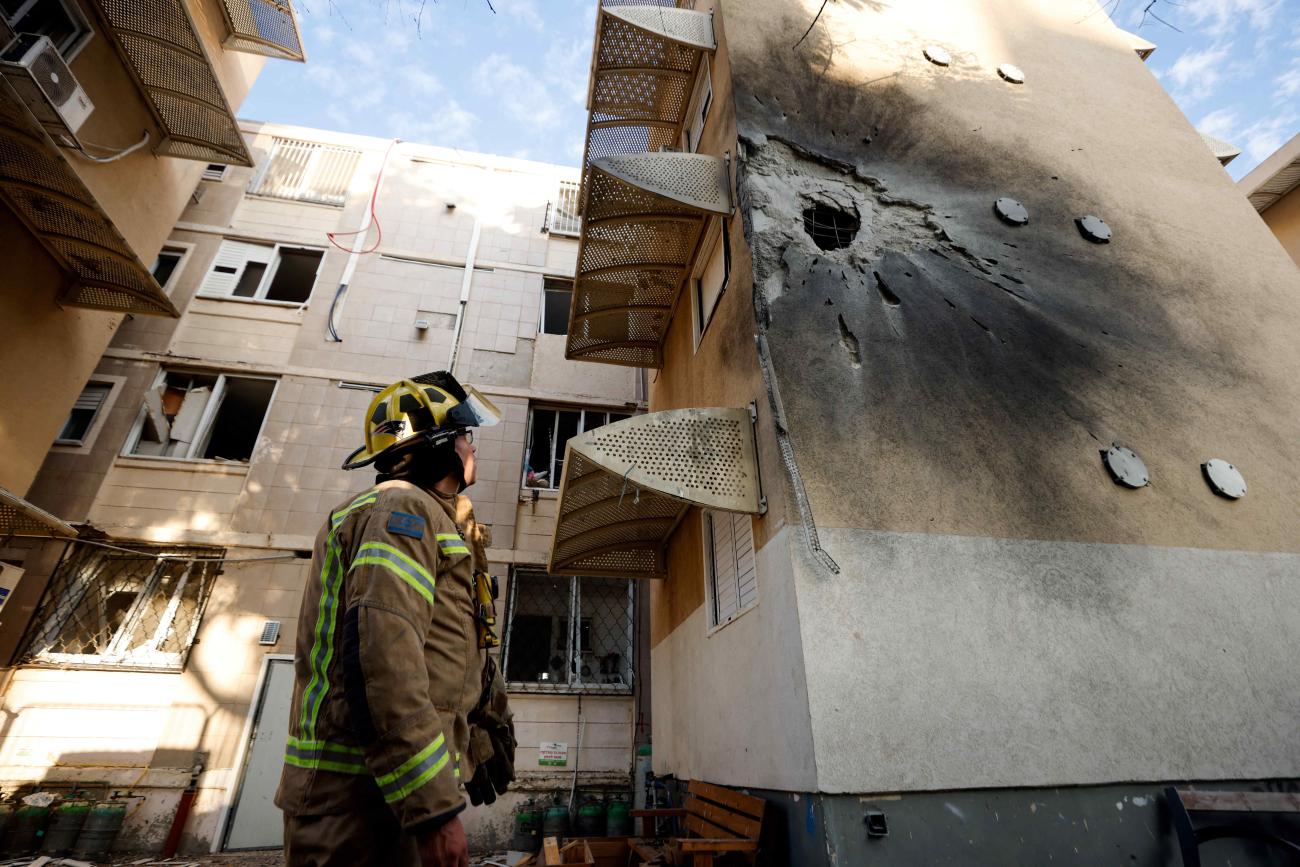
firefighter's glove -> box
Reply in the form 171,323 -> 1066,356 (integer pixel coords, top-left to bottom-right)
465,708 -> 515,806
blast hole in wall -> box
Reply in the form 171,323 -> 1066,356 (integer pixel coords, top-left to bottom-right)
802,202 -> 860,251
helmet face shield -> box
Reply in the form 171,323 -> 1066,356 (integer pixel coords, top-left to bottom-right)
446,386 -> 502,429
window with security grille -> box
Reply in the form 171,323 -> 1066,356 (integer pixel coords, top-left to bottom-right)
501,571 -> 633,693
705,510 -> 757,629
523,407 -> 631,489
18,541 -> 224,670
546,180 -> 582,236
249,137 -> 361,206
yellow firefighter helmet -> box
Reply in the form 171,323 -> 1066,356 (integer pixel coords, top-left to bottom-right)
342,371 -> 501,470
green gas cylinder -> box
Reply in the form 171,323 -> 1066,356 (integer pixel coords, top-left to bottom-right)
574,796 -> 605,837
511,799 -> 541,851
2,803 -> 51,855
42,797 -> 90,855
73,798 -> 127,861
606,797 -> 631,837
541,803 -> 570,840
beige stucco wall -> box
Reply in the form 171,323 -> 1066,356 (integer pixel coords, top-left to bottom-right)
0,0 -> 265,497
1260,186 -> 1300,267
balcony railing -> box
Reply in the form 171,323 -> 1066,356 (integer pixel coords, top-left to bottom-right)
248,137 -> 362,206
547,179 -> 583,236
0,83 -> 179,317
86,0 -> 252,166
217,0 -> 306,62
548,408 -> 764,579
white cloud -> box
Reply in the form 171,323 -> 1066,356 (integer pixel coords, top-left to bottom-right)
1197,106 -> 1297,163
1159,42 -> 1234,104
1276,65 -> 1300,100
1197,107 -> 1239,140
476,52 -> 562,129
504,0 -> 546,33
1183,0 -> 1281,37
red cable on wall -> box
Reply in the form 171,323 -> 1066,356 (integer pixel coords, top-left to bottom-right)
326,138 -> 399,254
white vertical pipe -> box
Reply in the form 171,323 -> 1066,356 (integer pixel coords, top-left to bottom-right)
446,217 -> 482,373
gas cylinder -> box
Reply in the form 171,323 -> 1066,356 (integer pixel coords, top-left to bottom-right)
3,803 -> 51,855
0,803 -> 13,849
511,799 -> 541,851
42,796 -> 90,855
574,796 -> 604,837
73,798 -> 127,861
605,797 -> 631,837
541,803 -> 570,840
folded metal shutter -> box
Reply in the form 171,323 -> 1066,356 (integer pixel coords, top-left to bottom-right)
200,240 -> 272,296
710,510 -> 755,625
250,138 -> 361,206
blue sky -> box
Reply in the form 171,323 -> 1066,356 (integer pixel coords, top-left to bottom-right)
239,0 -> 1300,179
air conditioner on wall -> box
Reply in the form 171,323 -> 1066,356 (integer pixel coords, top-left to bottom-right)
0,33 -> 94,144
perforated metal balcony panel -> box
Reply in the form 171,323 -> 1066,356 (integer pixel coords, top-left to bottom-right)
0,486 -> 77,538
218,0 -> 305,61
0,85 -> 179,316
549,408 -> 763,578
567,152 -> 732,367
86,0 -> 252,165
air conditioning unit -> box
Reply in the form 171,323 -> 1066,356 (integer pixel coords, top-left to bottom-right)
0,33 -> 94,144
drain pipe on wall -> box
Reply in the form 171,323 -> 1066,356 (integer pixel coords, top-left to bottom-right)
446,216 -> 483,374
326,139 -> 398,342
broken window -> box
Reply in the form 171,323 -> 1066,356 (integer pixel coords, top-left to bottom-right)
502,570 -> 633,693
18,540 -> 224,671
200,239 -> 324,304
126,371 -> 276,462
150,246 -> 187,294
523,406 -> 631,489
55,382 -> 111,445
802,201 -> 860,251
541,278 -> 573,335
705,510 -> 757,629
693,218 -> 731,345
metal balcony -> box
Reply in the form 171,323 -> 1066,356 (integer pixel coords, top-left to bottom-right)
0,486 -> 77,538
87,0 -> 252,166
548,408 -> 764,579
0,84 -> 179,317
567,151 -> 732,367
217,0 -> 306,62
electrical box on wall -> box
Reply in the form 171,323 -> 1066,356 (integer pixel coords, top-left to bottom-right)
0,562 -> 26,628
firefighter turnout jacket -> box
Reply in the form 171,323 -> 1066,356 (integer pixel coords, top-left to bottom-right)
276,479 -> 489,831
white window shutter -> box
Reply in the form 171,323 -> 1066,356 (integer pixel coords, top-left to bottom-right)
201,241 -> 272,297
733,513 -> 757,610
710,511 -> 740,624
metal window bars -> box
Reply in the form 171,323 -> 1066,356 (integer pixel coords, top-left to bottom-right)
216,0 -> 306,62
18,541 -> 225,671
248,137 -> 362,206
547,179 -> 583,236
500,570 -> 635,695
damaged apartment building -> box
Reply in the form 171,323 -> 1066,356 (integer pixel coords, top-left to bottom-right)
0,119 -> 649,853
530,0 -> 1300,864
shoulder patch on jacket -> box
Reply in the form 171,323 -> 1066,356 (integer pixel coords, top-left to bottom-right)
387,511 -> 426,539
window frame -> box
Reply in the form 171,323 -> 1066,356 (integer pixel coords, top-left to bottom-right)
691,217 -> 731,348
18,541 -> 223,672
53,380 -> 115,448
500,569 -> 635,695
539,277 -> 574,336
150,242 -> 193,297
247,137 -> 362,207
122,369 -> 279,464
682,60 -> 713,153
521,405 -> 632,491
201,164 -> 229,182
2,0 -> 93,61
197,239 -> 325,307
703,509 -> 759,634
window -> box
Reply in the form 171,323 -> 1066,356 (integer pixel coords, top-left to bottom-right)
683,62 -> 713,153
55,382 -> 111,445
705,511 -> 757,629
18,540 -> 223,670
249,137 -> 362,206
692,218 -> 730,345
523,407 -> 631,489
502,570 -> 633,693
199,239 -> 323,304
201,164 -> 228,181
2,0 -> 91,58
126,370 -> 276,462
150,246 -> 187,294
546,179 -> 582,236
540,278 -> 573,335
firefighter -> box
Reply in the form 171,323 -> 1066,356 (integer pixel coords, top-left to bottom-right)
276,371 -> 516,867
